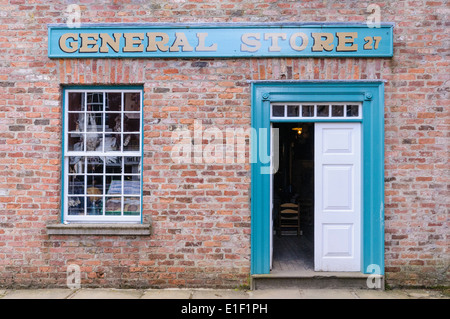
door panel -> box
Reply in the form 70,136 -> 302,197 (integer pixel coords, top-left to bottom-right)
315,123 -> 361,271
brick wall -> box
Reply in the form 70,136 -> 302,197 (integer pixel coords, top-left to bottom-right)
0,0 -> 448,288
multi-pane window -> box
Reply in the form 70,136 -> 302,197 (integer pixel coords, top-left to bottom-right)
271,103 -> 361,119
64,89 -> 142,223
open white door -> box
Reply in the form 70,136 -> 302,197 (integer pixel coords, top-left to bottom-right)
314,123 -> 361,271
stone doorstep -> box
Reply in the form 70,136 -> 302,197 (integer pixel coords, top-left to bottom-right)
251,272 -> 384,290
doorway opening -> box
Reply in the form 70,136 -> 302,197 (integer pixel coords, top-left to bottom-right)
272,122 -> 314,273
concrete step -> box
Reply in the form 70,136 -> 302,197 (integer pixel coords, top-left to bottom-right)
251,271 -> 384,290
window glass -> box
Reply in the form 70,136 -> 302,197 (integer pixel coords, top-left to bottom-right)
64,89 -> 142,222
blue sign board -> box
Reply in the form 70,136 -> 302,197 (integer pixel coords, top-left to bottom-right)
48,23 -> 393,58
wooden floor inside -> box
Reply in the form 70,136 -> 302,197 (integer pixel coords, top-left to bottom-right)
271,233 -> 314,275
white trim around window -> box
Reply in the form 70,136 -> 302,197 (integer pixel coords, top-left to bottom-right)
62,88 -> 143,223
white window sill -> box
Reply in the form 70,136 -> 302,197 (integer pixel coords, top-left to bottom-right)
46,222 -> 151,236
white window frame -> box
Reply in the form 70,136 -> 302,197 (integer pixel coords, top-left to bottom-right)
63,88 -> 143,223
270,102 -> 362,120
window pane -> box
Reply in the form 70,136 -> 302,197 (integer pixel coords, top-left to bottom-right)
68,197 -> 84,215
124,156 -> 140,174
68,92 -> 85,111
124,197 -> 140,215
272,105 -> 284,117
86,133 -> 101,151
87,175 -> 103,195
106,176 -> 122,195
124,92 -> 140,112
69,156 -> 84,174
287,105 -> 299,117
68,175 -> 84,195
68,134 -> 84,152
86,92 -> 103,112
86,196 -> 103,215
68,113 -> 84,132
105,197 -> 122,215
87,157 -> 103,174
124,176 -> 140,195
105,156 -> 122,174
65,90 -> 142,221
104,134 -> 121,152
123,134 -> 140,152
331,105 -> 344,117
124,113 -> 140,132
106,92 -> 121,112
302,105 -> 314,117
317,105 -> 329,117
86,113 -> 103,130
105,113 -> 121,133
347,105 -> 359,117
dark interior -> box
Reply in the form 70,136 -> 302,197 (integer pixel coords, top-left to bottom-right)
272,122 -> 315,271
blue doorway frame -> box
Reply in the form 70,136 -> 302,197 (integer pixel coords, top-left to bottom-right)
250,81 -> 385,275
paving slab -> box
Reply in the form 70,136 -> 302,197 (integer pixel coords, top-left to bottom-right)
69,288 -> 144,299
1,289 -> 75,299
298,289 -> 357,299
351,289 -> 408,299
404,289 -> 448,299
141,289 -> 193,299
248,289 -> 303,299
191,289 -> 249,299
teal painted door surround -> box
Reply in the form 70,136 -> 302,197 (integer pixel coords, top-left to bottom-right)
250,80 -> 385,275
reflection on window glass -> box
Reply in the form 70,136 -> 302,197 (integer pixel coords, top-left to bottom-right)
124,156 -> 140,174
124,113 -> 140,132
272,105 -> 284,117
347,105 -> 359,117
124,197 -> 140,215
317,105 -> 329,117
68,197 -> 84,215
86,92 -> 103,112
65,89 -> 142,220
68,93 -> 85,111
68,134 -> 84,152
287,105 -> 299,117
68,113 -> 84,132
123,134 -> 140,152
68,175 -> 84,195
87,196 -> 102,215
124,92 -> 140,111
106,92 -> 121,112
332,105 -> 344,117
302,105 -> 314,117
124,176 -> 140,195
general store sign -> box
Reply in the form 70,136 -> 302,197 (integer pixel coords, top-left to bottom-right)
48,23 -> 393,58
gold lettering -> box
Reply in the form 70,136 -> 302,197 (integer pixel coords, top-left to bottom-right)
123,33 -> 144,52
147,32 -> 169,52
99,33 -> 121,53
79,33 -> 99,53
311,32 -> 334,52
169,32 -> 194,52
196,32 -> 218,52
289,32 -> 308,51
264,33 -> 287,52
59,33 -> 78,53
241,33 -> 261,52
336,32 -> 358,52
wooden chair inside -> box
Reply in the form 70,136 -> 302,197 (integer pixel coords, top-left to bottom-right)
277,202 -> 301,237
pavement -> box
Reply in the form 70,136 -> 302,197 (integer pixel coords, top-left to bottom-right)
0,287 -> 448,299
